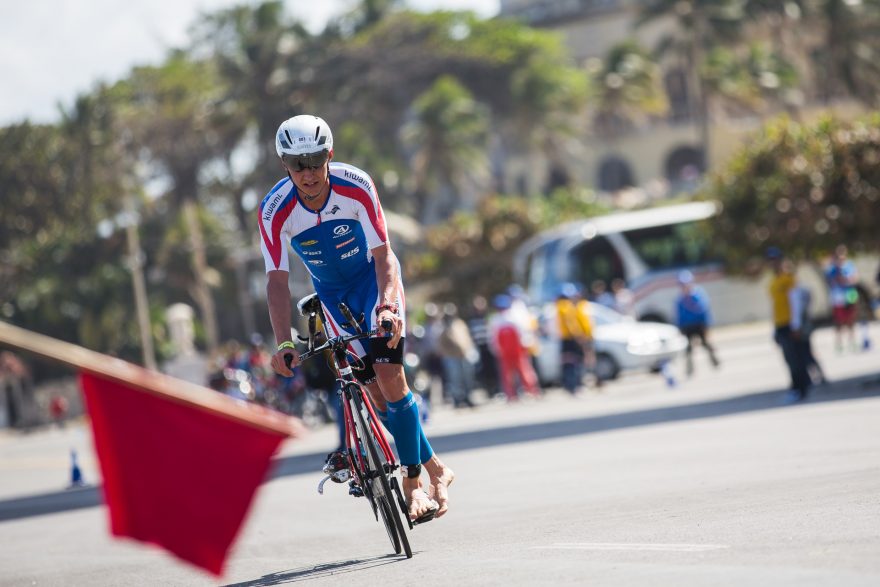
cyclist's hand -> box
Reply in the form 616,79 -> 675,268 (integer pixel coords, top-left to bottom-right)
378,309 -> 403,349
271,348 -> 299,376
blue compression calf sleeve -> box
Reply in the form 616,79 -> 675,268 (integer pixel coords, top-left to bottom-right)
387,392 -> 433,465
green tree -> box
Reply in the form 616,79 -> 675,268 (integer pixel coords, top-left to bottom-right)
702,42 -> 799,116
109,52 -> 232,352
411,191 -> 609,306
809,0 -> 880,107
308,11 -> 587,203
191,0 -> 313,213
590,41 -> 668,137
705,114 -> 880,269
401,76 -> 490,224
638,0 -> 750,164
587,40 -> 668,189
0,94 -> 157,360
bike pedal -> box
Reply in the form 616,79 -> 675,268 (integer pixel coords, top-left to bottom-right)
348,482 -> 364,497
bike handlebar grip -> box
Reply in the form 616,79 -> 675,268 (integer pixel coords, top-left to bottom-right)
380,319 -> 393,333
283,352 -> 294,369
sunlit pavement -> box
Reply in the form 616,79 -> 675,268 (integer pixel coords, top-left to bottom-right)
1,321 -> 879,586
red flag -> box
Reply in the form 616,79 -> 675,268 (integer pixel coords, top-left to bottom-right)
0,321 -> 302,575
80,372 -> 287,575
80,373 -> 285,575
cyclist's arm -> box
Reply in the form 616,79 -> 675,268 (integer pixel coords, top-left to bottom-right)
267,269 -> 297,376
372,243 -> 403,348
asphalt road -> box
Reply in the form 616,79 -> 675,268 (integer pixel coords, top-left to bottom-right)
1,322 -> 879,586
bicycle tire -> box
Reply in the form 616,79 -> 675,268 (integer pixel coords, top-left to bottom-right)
349,384 -> 412,558
347,387 -> 401,554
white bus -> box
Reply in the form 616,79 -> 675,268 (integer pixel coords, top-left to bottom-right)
512,202 -> 830,326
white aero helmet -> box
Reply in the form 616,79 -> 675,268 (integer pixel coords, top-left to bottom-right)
275,114 -> 333,157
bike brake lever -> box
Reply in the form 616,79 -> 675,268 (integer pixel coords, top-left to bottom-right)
317,475 -> 332,495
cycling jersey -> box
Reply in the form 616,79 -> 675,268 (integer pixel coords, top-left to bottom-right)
258,162 -> 388,289
258,161 -> 405,358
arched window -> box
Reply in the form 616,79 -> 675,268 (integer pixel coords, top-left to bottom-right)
664,146 -> 705,192
597,157 -> 636,192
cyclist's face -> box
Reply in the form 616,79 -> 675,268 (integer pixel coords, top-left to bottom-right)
284,153 -> 331,202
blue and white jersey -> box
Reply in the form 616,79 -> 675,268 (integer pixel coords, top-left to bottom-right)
258,162 -> 389,291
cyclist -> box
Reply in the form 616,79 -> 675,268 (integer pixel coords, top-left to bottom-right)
258,114 -> 454,522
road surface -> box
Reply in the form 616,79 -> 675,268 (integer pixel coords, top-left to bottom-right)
1,322 -> 879,586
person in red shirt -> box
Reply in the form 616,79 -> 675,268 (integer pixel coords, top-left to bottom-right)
488,295 -> 541,402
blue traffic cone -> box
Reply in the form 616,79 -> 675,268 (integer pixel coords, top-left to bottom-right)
661,360 -> 677,389
859,322 -> 872,351
68,449 -> 85,488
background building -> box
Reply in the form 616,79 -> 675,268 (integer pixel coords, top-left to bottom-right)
498,0 -> 867,203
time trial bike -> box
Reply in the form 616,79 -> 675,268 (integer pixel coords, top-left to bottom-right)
284,293 -> 414,558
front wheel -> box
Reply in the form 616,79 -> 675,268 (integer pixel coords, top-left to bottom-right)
349,385 -> 412,558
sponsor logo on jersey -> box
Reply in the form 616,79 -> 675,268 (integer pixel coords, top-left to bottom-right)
262,193 -> 285,222
300,239 -> 319,246
335,237 -> 355,249
302,250 -> 322,256
307,259 -> 325,266
340,247 -> 360,260
324,205 -> 340,215
343,169 -> 371,191
333,224 -> 351,238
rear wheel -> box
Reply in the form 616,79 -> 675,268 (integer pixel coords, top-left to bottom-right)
349,385 -> 412,558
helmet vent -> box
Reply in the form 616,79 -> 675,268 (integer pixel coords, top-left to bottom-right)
314,125 -> 321,141
284,129 -> 293,144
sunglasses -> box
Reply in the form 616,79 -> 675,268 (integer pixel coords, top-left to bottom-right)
282,151 -> 330,172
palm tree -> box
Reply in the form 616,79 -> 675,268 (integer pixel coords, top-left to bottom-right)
810,0 -> 880,106
401,76 -> 490,225
702,42 -> 799,117
637,0 -> 749,166
191,1 -> 312,205
591,41 -> 669,138
588,40 -> 669,191
110,51 -> 231,352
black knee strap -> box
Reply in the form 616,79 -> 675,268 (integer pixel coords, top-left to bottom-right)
404,464 -> 422,478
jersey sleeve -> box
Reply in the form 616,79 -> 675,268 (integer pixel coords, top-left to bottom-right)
257,182 -> 296,273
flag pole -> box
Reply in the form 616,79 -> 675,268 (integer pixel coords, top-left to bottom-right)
123,192 -> 158,371
0,320 -> 301,437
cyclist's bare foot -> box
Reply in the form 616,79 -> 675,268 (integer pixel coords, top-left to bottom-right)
424,459 -> 454,518
402,477 -> 438,522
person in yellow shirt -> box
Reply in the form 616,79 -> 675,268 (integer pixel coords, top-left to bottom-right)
767,248 -> 811,403
555,283 -> 598,394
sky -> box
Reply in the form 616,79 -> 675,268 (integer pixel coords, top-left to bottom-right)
0,0 -> 500,125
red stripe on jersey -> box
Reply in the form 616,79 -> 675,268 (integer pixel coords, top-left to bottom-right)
258,195 -> 297,269
333,183 -> 388,242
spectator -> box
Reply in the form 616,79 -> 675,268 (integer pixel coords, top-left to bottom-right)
591,280 -> 616,309
555,283 -> 598,394
506,285 -> 540,358
488,294 -> 541,402
788,278 -> 827,387
674,270 -> 720,376
420,302 -> 446,400
467,295 -> 500,398
767,248 -> 812,403
611,278 -> 636,318
825,244 -> 860,353
436,303 -> 478,408
0,351 -> 34,428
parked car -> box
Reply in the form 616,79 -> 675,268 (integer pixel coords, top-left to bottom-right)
534,302 -> 687,383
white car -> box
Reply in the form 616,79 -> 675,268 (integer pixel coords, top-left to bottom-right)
534,302 -> 688,383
